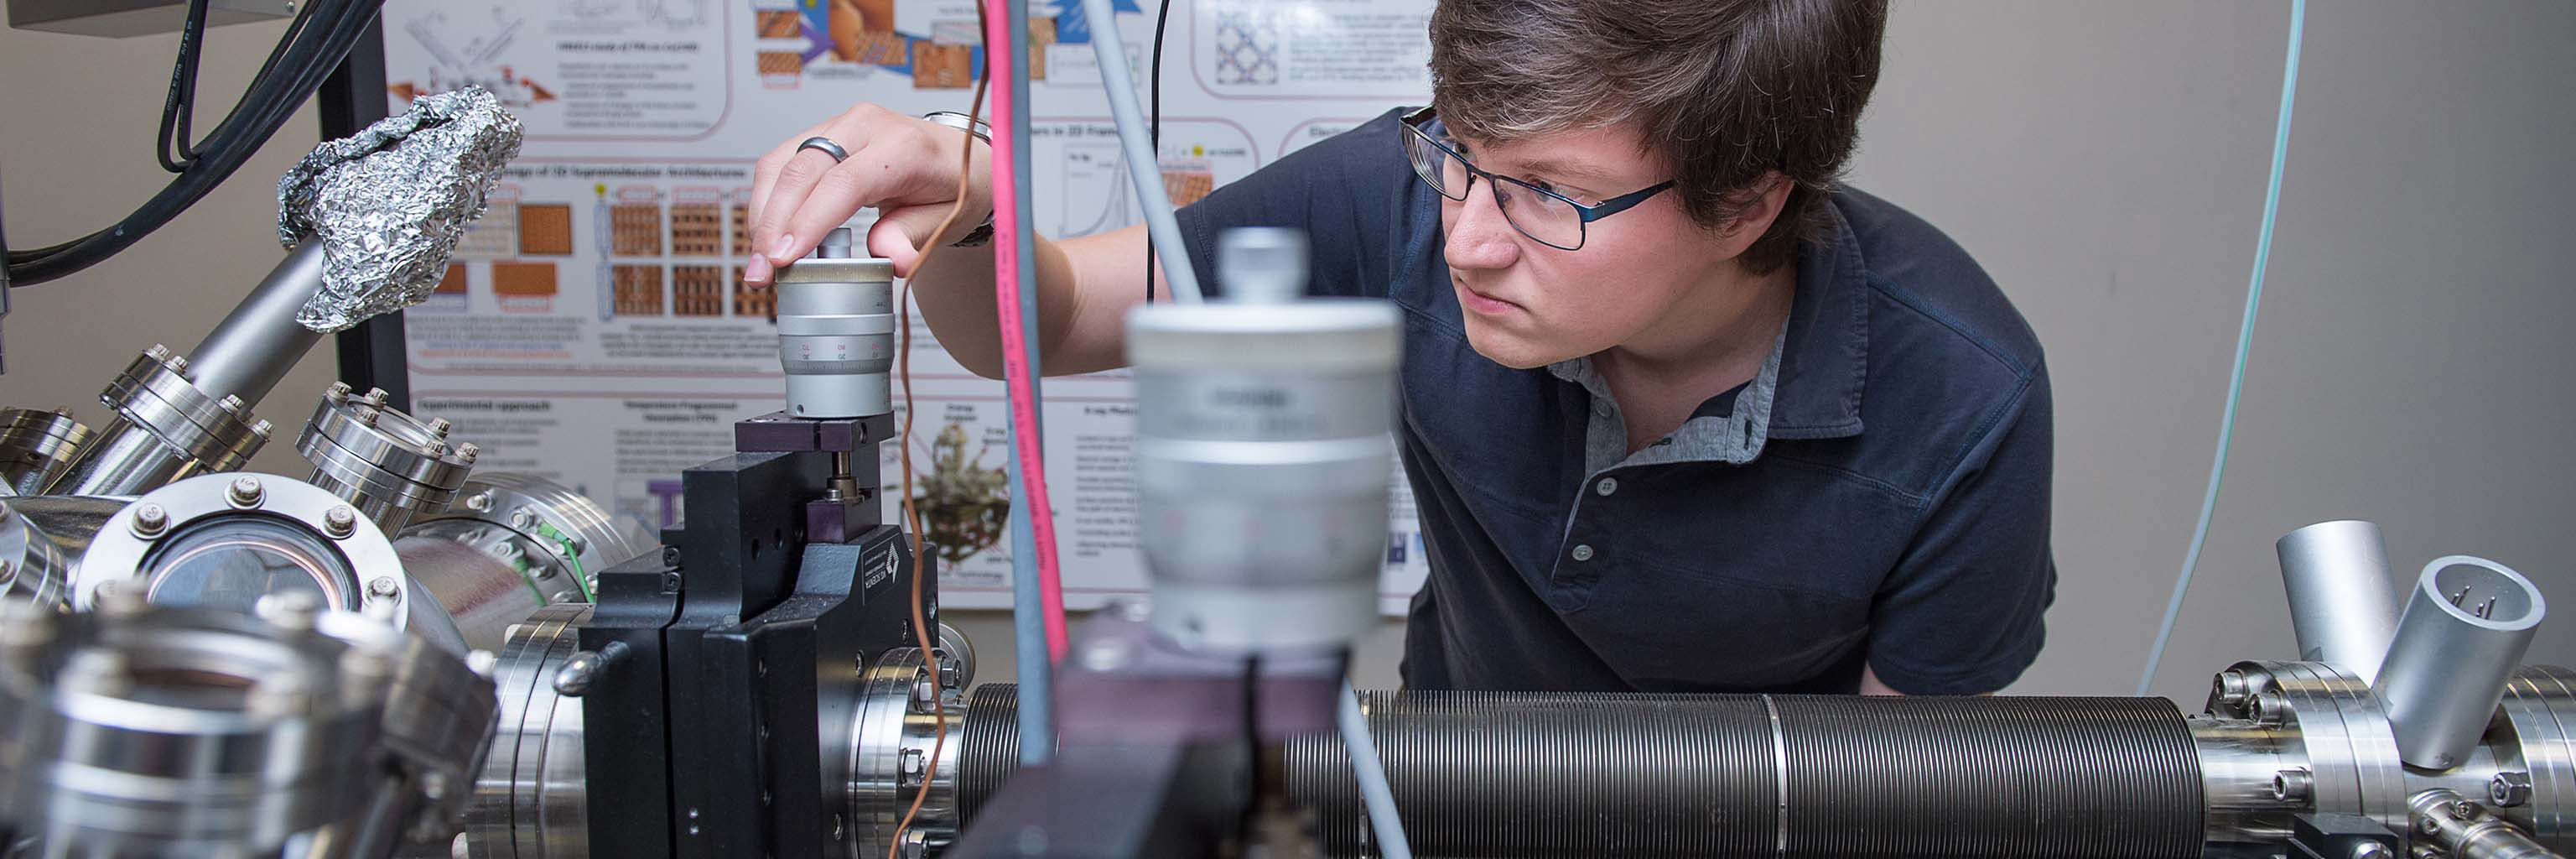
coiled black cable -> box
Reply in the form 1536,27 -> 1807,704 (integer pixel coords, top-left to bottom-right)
7,0 -> 382,286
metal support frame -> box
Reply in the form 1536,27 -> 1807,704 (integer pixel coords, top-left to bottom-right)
578,412 -> 935,858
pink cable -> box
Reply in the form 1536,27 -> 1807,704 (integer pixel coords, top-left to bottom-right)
984,0 -> 1071,663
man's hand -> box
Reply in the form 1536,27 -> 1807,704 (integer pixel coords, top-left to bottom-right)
744,103 -> 990,283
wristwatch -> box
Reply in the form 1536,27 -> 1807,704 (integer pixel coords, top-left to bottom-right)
922,111 -> 996,247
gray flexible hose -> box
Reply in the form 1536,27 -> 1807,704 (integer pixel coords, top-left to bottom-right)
1338,681 -> 1415,859
1077,0 -> 1206,303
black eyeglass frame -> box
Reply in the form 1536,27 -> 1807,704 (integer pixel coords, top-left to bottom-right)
1399,106 -> 1678,251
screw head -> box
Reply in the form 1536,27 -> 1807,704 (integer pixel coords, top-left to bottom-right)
466,649 -> 499,679
2492,771 -> 2534,808
899,747 -> 927,784
245,673 -> 312,718
2213,669 -> 2252,710
324,506 -> 358,538
363,388 -> 389,406
354,406 -> 382,426
249,419 -> 273,438
2349,841 -> 2394,859
216,394 -> 245,413
166,355 -> 190,374
367,576 -> 401,600
92,580 -> 146,617
2255,690 -> 2293,724
509,509 -> 534,529
144,344 -> 171,362
427,417 -> 453,436
2450,799 -> 2479,820
458,442 -> 480,464
255,591 -> 324,632
131,503 -> 170,538
465,491 -> 494,512
328,381 -> 353,400
227,476 -> 266,508
2271,768 -> 2314,803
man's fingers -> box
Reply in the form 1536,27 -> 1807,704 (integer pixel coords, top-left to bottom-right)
750,144 -> 858,268
745,117 -> 829,237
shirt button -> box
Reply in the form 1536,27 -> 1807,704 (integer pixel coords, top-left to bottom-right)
1595,476 -> 1618,497
1571,544 -> 1595,562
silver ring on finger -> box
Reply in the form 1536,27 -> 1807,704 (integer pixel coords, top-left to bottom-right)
797,136 -> 850,164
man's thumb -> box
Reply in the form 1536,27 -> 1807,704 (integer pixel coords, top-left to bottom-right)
868,205 -> 957,276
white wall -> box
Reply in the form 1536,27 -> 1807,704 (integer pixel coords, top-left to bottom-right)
1852,0 -> 2576,700
6,1 -> 2569,704
0,15 -> 334,478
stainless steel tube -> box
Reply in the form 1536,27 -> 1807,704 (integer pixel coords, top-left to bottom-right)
2411,789 -> 2567,859
2376,555 -> 2547,769
2277,520 -> 2402,681
184,242 -> 328,407
47,417 -> 197,497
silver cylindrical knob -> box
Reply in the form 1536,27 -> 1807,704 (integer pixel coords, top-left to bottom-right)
2277,520 -> 2402,682
2373,555 -> 2546,769
1124,227 -> 1400,653
774,227 -> 896,419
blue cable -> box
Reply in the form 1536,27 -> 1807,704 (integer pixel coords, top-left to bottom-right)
1338,682 -> 1415,859
1002,0 -> 1056,768
2137,0 -> 2307,698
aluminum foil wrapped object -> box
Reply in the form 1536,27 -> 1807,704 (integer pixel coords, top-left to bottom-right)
276,86 -> 523,332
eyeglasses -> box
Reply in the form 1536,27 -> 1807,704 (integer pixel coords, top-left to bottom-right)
1399,106 -> 1676,252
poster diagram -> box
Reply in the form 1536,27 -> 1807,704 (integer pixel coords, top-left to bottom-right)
384,0 -> 1437,611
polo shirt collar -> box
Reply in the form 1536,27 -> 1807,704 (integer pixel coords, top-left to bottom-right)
1767,200 -> 1871,440
1545,199 -> 1872,472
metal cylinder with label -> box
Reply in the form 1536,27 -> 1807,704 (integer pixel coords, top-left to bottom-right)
775,226 -> 896,419
1125,228 -> 1401,653
2375,554 -> 2547,769
2277,519 -> 2402,682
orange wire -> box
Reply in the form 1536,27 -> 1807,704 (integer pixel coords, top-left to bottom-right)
886,5 -> 989,855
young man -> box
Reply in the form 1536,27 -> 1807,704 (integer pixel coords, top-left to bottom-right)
745,0 -> 2054,695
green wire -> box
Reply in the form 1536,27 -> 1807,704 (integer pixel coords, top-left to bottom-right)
534,521 -> 592,602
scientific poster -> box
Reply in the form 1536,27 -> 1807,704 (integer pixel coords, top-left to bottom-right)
383,0 -> 1436,611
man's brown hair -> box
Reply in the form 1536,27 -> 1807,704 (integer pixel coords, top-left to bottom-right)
1428,0 -> 1888,273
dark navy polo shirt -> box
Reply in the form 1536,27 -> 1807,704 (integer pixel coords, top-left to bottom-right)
1175,110 -> 2056,695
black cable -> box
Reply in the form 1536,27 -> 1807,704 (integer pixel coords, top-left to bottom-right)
6,0 -> 377,285
1143,0 -> 1171,304
15,0 -> 354,264
12,0 -> 345,265
157,0 -> 215,172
